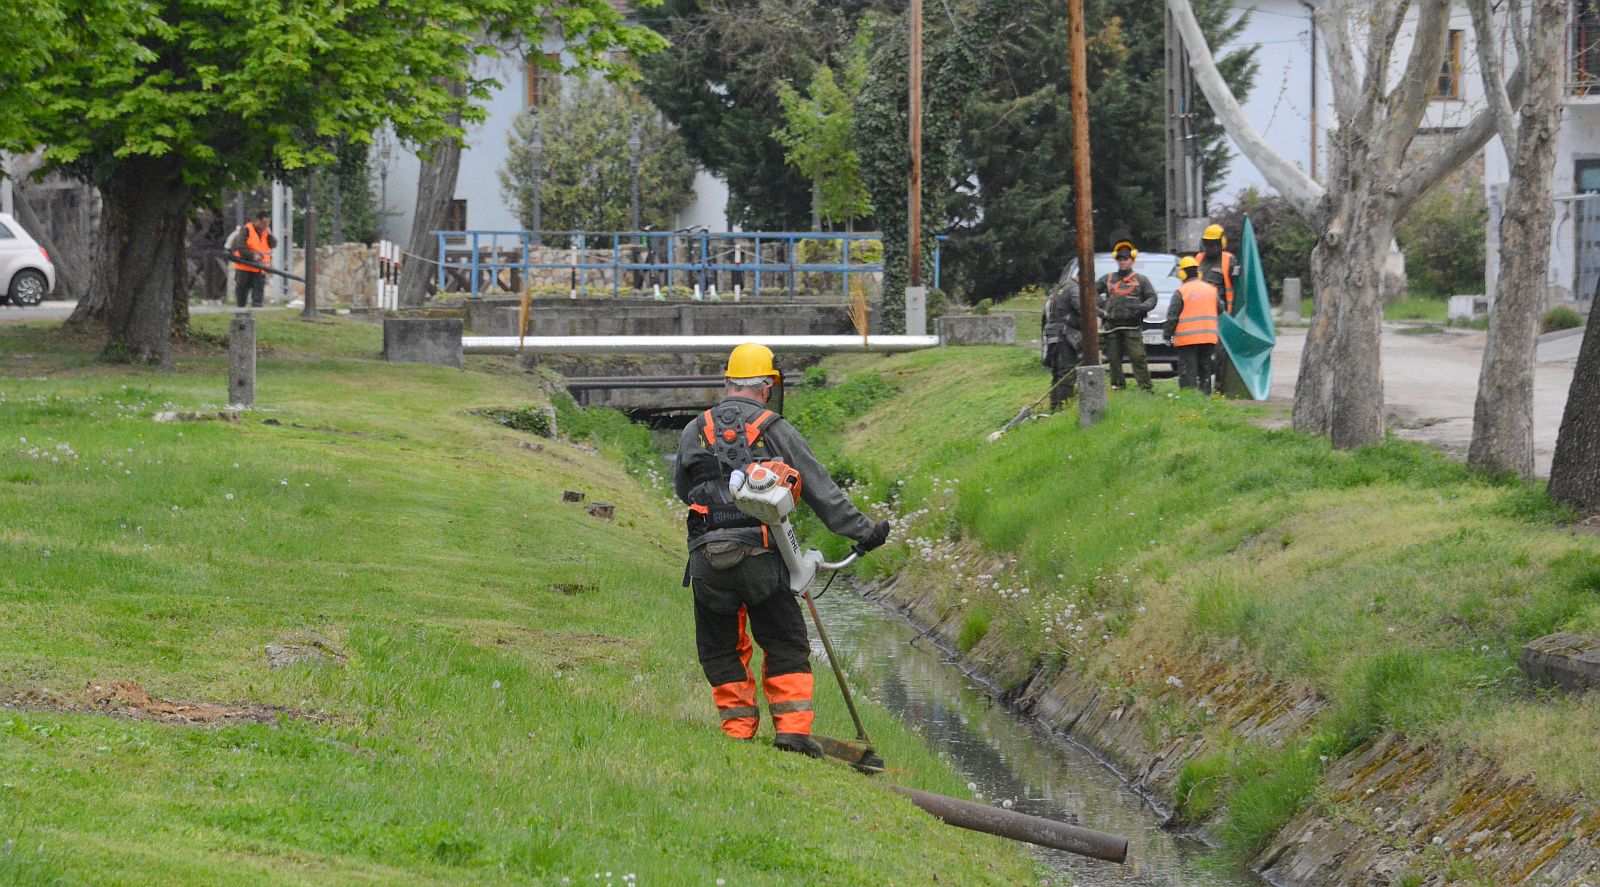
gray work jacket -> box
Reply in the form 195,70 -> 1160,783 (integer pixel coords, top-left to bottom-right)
674,396 -> 876,560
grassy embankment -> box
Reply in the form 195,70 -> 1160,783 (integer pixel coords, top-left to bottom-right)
0,313 -> 1038,885
787,342 -> 1600,866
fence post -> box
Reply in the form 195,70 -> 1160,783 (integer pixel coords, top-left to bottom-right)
229,313 -> 255,408
470,231 -> 481,299
787,236 -> 796,301
435,233 -> 444,294
613,234 -> 621,299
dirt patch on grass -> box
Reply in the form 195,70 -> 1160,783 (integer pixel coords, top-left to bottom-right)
4,680 -> 326,726
459,621 -> 634,669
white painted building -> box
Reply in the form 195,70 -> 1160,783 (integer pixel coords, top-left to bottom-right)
374,48 -> 731,245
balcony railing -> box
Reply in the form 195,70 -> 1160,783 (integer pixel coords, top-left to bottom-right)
1571,2 -> 1600,96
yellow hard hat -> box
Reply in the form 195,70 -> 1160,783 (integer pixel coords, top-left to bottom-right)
725,342 -> 779,380
1177,256 -> 1200,279
1202,224 -> 1224,241
1112,240 -> 1138,260
1178,256 -> 1200,270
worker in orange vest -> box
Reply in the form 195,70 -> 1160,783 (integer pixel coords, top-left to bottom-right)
226,211 -> 277,308
1164,257 -> 1221,394
1196,224 -> 1236,315
673,344 -> 890,757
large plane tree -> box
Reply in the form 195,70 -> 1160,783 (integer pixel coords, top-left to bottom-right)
1169,0 -> 1529,448
0,0 -> 660,364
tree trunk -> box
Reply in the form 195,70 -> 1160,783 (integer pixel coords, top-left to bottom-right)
1467,0 -> 1565,478
1326,207 -> 1395,450
1549,313 -> 1600,514
399,79 -> 467,308
71,156 -> 192,364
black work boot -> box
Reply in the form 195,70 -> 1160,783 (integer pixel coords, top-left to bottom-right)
773,733 -> 824,758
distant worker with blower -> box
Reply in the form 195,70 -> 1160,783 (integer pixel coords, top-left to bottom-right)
1095,241 -> 1157,393
226,210 -> 277,308
1041,272 -> 1085,411
1164,257 -> 1222,394
674,343 -> 890,758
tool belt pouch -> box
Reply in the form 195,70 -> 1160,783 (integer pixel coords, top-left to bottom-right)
1108,296 -> 1142,324
700,539 -> 749,571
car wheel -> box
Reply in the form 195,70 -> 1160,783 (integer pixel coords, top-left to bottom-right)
8,269 -> 48,307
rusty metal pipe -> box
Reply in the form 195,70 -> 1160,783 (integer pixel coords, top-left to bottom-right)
887,785 -> 1128,863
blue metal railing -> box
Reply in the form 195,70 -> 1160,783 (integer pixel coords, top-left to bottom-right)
433,229 -> 946,299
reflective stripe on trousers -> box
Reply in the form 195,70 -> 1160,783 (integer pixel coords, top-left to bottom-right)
711,605 -> 758,739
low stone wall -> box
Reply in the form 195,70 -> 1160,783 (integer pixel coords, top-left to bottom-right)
867,538 -> 1600,885
936,314 -> 1016,345
290,243 -> 381,308
383,318 -> 462,368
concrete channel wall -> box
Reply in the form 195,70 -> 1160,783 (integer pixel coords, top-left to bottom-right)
867,539 -> 1600,886
465,298 -> 865,338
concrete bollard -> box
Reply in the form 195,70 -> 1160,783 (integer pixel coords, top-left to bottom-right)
229,313 -> 255,408
1078,365 -> 1107,428
1282,278 -> 1302,323
904,286 -> 927,336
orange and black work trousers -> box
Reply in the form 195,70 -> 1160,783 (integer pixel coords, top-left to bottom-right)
690,552 -> 814,739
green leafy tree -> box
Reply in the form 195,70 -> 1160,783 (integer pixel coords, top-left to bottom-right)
1396,188 -> 1487,298
943,0 -> 1254,301
636,0 -> 879,230
775,38 -> 874,229
0,0 -> 660,363
500,79 -> 695,233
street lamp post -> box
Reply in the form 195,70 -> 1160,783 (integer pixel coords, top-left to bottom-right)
531,116 -> 544,246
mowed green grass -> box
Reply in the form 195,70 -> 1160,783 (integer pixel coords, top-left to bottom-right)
0,313 -> 1038,886
791,343 -> 1600,859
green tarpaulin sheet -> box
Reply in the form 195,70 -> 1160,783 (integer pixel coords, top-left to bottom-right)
1218,216 -> 1277,401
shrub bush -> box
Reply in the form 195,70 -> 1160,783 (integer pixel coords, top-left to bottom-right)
1396,188 -> 1486,298
1541,306 -> 1583,333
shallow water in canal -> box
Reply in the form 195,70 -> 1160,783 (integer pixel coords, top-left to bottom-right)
810,587 -> 1263,886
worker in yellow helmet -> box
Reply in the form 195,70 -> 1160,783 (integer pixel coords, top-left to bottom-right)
1095,241 -> 1157,392
1195,224 -> 1236,315
673,343 -> 890,757
1164,257 -> 1222,394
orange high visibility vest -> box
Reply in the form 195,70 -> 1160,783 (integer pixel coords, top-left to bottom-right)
233,222 -> 272,273
1195,250 -> 1234,312
1173,279 -> 1220,346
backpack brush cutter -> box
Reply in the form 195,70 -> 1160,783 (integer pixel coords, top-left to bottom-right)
730,460 -> 885,773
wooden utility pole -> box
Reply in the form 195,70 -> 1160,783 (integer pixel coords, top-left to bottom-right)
1069,0 -> 1097,365
908,0 -> 923,287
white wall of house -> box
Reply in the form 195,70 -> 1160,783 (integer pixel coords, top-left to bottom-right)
1485,100 -> 1600,302
374,49 -> 730,247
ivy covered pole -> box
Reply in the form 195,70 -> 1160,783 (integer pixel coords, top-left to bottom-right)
906,0 -> 926,334
1068,0 -> 1106,425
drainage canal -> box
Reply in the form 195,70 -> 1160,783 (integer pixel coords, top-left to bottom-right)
810,587 -> 1262,886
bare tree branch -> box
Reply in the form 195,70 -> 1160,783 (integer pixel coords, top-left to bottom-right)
1393,62 -> 1526,216
1167,0 -> 1324,212
1381,0 -> 1450,168
1467,0 -> 1519,157
1312,0 -> 1363,123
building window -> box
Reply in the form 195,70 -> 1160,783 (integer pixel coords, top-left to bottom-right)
526,54 -> 558,109
1435,29 -> 1463,100
445,199 -> 468,232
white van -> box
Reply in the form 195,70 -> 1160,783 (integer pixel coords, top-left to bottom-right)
0,212 -> 57,306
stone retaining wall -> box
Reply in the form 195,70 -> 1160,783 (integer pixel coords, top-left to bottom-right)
866,540 -> 1600,886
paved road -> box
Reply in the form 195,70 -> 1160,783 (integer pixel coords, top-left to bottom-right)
1269,324 -> 1578,476
0,301 -> 272,323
